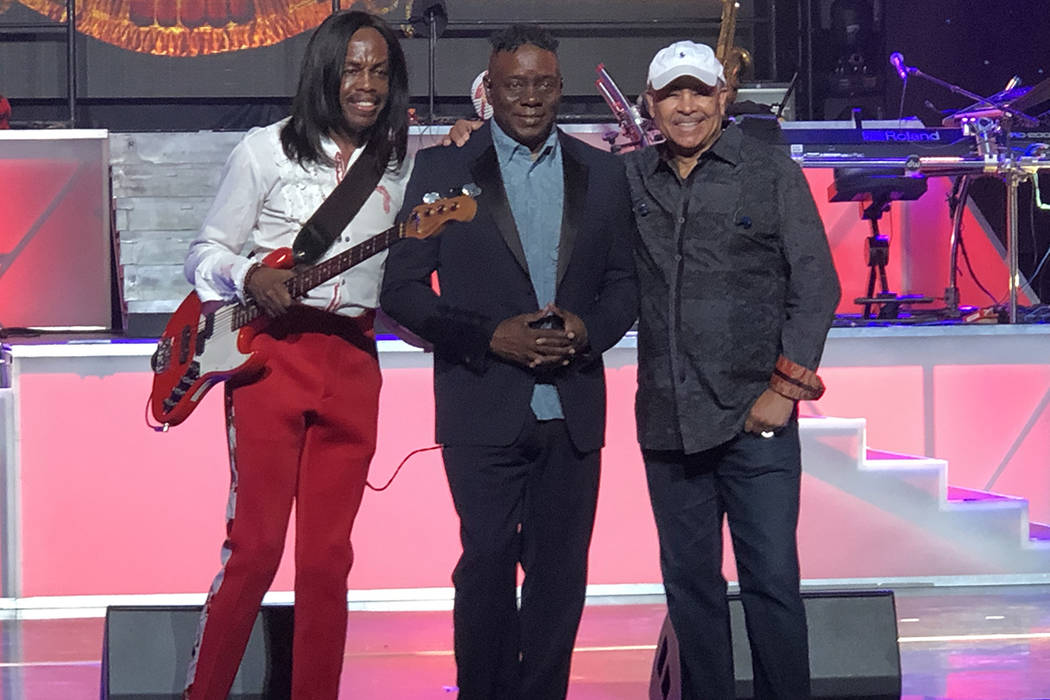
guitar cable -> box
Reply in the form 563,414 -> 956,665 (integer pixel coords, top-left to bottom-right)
143,389 -> 440,487
367,444 -> 442,491
144,395 -> 169,432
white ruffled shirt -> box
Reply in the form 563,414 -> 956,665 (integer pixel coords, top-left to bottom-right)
185,119 -> 412,317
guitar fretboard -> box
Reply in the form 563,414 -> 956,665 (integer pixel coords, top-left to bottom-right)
229,223 -> 403,329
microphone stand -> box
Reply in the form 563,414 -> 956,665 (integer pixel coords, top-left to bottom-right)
409,0 -> 448,125
902,66 -> 1039,128
428,9 -> 437,124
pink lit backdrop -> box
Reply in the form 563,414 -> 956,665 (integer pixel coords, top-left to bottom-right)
13,169 -> 1047,598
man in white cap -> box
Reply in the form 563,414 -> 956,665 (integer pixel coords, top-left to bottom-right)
625,41 -> 840,699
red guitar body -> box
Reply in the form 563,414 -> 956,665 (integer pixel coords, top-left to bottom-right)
148,192 -> 476,428
149,248 -> 293,428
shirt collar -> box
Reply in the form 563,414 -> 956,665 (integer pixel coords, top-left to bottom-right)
707,121 -> 742,165
491,118 -> 560,164
318,133 -> 364,168
646,121 -> 742,176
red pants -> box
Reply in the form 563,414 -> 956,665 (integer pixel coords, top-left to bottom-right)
185,308 -> 381,700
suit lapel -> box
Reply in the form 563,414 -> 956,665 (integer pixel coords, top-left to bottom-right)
557,133 -> 588,289
469,134 -> 530,276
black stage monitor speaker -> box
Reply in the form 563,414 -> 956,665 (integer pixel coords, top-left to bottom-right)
101,604 -> 293,700
651,590 -> 901,700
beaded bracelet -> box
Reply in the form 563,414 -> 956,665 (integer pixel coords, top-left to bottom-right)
242,263 -> 264,299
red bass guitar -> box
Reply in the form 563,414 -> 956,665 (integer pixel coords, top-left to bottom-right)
149,193 -> 476,428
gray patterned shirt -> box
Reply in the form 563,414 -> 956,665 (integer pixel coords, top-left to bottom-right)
624,124 -> 840,453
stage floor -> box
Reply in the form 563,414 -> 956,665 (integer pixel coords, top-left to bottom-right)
3,584 -> 1049,699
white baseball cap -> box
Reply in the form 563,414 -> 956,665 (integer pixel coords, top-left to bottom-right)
647,41 -> 725,90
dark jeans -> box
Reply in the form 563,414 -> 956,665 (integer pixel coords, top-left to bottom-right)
442,417 -> 601,700
644,421 -> 810,700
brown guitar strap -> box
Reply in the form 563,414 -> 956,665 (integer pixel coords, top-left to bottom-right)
291,139 -> 383,265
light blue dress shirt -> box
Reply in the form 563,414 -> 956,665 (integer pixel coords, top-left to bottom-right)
491,119 -> 565,420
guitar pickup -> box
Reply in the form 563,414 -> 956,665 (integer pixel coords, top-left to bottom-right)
179,326 -> 192,364
185,361 -> 200,381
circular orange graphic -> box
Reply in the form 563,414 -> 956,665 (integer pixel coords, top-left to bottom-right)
16,1 -> 412,56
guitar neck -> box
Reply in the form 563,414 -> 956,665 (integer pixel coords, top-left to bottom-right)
232,224 -> 402,327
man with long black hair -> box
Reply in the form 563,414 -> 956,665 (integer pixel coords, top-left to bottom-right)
182,11 -> 410,699
381,24 -> 638,700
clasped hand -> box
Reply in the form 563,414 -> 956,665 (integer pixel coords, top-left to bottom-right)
489,305 -> 588,369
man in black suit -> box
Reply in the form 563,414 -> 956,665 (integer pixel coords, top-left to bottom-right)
380,24 -> 638,700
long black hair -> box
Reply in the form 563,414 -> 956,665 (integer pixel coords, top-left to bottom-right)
281,11 -> 409,172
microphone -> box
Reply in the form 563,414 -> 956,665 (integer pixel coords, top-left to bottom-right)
889,52 -> 909,81
924,100 -> 945,117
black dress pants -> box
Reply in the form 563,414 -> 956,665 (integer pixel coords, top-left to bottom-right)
644,420 -> 810,700
442,416 -> 601,700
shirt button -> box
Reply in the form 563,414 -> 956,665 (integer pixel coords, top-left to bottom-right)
678,216 -> 686,224
675,254 -> 683,262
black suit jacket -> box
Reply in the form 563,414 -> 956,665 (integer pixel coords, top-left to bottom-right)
380,124 -> 638,451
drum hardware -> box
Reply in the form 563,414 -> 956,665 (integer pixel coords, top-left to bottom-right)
805,55 -> 1050,322
829,168 -> 933,319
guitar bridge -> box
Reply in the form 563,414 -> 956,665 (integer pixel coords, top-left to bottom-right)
151,337 -> 172,374
178,326 -> 192,364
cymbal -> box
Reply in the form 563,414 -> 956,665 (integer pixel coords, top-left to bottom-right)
1009,75 -> 1050,113
943,75 -> 1049,127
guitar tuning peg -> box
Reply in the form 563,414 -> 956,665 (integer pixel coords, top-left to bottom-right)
461,183 -> 481,197
422,191 -> 440,204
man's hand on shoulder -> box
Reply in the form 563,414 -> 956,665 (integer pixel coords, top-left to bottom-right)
744,388 -> 795,435
440,119 -> 484,147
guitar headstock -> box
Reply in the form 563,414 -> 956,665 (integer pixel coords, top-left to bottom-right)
404,193 -> 478,240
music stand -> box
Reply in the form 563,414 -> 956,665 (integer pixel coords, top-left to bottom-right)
829,169 -> 931,319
